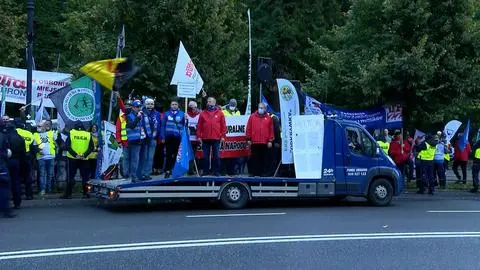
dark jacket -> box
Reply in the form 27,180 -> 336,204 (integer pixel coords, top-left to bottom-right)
5,125 -> 26,161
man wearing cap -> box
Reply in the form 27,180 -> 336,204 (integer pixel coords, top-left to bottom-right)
140,98 -> 160,180
62,122 -> 94,199
222,99 -> 241,117
221,98 -> 240,176
161,100 -> 185,178
417,134 -> 438,195
126,100 -> 146,182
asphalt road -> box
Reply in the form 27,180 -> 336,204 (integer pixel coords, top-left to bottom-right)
1,195 -> 480,270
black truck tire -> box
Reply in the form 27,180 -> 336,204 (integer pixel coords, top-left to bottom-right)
220,183 -> 249,209
367,178 -> 393,206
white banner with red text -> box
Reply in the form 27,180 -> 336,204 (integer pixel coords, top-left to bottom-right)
195,116 -> 250,159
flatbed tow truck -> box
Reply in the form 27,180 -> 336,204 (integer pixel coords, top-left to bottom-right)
87,115 -> 404,209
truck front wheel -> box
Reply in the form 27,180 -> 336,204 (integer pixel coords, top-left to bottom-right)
220,183 -> 249,209
367,178 -> 393,206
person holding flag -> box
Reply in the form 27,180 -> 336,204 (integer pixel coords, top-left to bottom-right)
171,124 -> 194,179
453,133 -> 471,184
161,100 -> 185,179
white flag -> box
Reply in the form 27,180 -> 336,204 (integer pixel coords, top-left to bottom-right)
170,41 -> 204,94
443,120 -> 462,143
414,129 -> 426,142
277,79 -> 300,164
304,95 -> 323,115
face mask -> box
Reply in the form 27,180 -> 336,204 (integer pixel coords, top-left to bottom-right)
208,105 -> 215,111
258,108 -> 265,114
229,106 -> 236,111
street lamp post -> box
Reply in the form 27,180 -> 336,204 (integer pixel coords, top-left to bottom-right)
26,0 -> 35,118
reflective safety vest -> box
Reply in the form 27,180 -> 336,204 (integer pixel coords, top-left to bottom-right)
418,143 -> 436,161
444,153 -> 451,161
33,131 -> 56,158
87,134 -> 99,159
377,141 -> 389,154
475,148 -> 480,159
222,109 -> 240,116
16,128 -> 34,153
67,129 -> 91,159
126,113 -> 144,141
119,113 -> 127,141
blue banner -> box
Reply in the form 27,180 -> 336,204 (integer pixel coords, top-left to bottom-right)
321,104 -> 403,130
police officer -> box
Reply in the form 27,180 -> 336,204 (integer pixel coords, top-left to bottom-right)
0,121 -> 15,218
470,139 -> 480,193
4,121 -> 26,209
417,134 -> 437,195
62,122 -> 94,199
15,120 -> 35,200
376,135 -> 390,154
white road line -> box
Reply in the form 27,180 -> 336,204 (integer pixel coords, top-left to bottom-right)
427,210 -> 480,213
1,232 -> 480,260
185,212 -> 287,218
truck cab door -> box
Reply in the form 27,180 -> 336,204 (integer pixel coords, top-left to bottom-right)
342,125 -> 378,195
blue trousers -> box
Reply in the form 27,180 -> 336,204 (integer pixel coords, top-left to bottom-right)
421,160 -> 435,191
128,143 -> 142,181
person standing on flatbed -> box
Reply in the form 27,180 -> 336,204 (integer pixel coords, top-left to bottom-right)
246,103 -> 274,177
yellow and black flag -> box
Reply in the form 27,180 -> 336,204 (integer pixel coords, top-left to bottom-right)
79,57 -> 139,91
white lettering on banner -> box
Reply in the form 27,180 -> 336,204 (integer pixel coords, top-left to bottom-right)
0,66 -> 72,107
277,79 -> 300,164
292,115 -> 324,179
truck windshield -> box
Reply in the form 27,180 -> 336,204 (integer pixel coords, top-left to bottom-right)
345,126 -> 375,157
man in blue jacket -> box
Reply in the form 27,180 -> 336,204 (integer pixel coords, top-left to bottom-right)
139,98 -> 160,180
161,100 -> 185,178
126,100 -> 146,182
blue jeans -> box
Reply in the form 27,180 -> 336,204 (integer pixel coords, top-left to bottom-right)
38,158 -> 55,193
128,144 -> 142,180
121,147 -> 130,178
141,139 -> 157,177
202,140 -> 220,175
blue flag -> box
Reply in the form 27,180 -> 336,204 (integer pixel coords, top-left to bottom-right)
172,126 -> 194,178
261,94 -> 280,117
459,119 -> 470,152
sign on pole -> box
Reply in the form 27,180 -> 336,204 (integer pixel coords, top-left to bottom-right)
177,82 -> 197,98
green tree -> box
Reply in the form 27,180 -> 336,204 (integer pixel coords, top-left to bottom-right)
0,0 -> 26,67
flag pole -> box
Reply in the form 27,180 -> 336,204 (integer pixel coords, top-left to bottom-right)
246,8 -> 252,116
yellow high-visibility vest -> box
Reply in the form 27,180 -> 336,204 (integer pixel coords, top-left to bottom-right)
33,130 -> 56,158
222,109 -> 240,116
16,128 -> 34,153
119,113 -> 127,141
419,142 -> 436,161
377,141 -> 389,154
475,148 -> 480,159
67,129 -> 91,159
87,135 -> 99,159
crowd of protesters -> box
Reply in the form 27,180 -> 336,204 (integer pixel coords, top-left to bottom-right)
3,90 -> 480,217
375,129 -> 478,195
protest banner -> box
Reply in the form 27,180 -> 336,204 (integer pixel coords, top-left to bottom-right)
97,121 -> 123,180
195,116 -> 250,159
277,79 -> 300,164
443,120 -> 462,143
321,103 -> 403,130
0,66 -> 72,107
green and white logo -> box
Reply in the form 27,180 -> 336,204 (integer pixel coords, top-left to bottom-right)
63,87 -> 95,121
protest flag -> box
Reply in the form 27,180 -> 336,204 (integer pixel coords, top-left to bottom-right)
79,57 -> 139,91
34,96 -> 50,124
459,119 -> 470,151
304,95 -> 323,115
172,126 -> 194,178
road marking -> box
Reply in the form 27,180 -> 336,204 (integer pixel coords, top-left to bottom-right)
1,232 -> 480,260
427,210 -> 480,213
186,212 -> 287,218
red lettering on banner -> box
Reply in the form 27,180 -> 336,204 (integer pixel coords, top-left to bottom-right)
185,60 -> 194,78
0,74 -> 26,89
195,136 -> 251,159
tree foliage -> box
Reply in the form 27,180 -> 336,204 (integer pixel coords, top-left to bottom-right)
0,0 -> 479,128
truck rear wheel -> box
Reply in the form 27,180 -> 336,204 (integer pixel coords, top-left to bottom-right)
220,183 -> 249,209
367,178 -> 393,206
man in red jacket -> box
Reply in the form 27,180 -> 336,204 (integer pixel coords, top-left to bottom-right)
196,97 -> 227,176
389,130 -> 410,174
246,103 -> 274,177
453,133 -> 471,184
